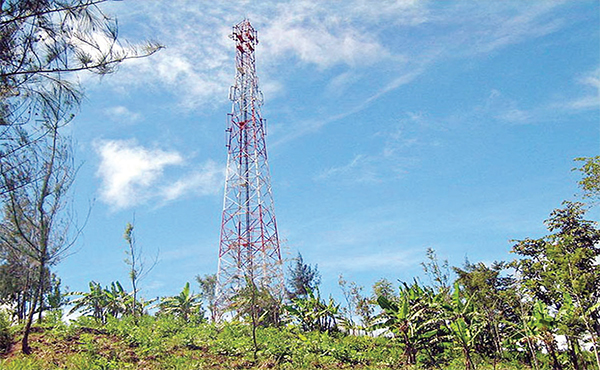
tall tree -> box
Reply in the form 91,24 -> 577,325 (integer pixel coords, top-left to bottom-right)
1,2 -> 160,354
0,0 -> 161,195
453,260 -> 520,362
0,105 -> 76,354
512,201 -> 600,369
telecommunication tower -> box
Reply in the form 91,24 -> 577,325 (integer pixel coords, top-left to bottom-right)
215,19 -> 284,320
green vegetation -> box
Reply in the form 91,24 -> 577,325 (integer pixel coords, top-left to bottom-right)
1,314 -> 529,369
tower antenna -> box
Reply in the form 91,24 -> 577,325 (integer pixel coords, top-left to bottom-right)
214,19 -> 284,320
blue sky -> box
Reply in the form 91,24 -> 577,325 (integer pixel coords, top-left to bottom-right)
56,1 -> 599,303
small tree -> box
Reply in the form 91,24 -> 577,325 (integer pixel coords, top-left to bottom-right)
421,247 -> 450,295
338,275 -> 373,334
286,252 -> 320,300
122,221 -> 157,322
196,273 -> 217,322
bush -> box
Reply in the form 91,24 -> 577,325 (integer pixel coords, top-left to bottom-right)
0,310 -> 13,354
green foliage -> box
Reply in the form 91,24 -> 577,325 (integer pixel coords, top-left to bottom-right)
375,280 -> 446,366
512,201 -> 600,365
1,357 -> 47,370
421,247 -> 451,294
287,252 -> 321,300
443,283 -> 483,370
575,156 -> 600,201
158,282 -> 204,323
195,273 -> 217,321
68,281 -> 151,325
229,279 -> 283,328
0,310 -> 13,354
285,287 -> 340,334
0,312 -> 539,369
453,260 -> 520,361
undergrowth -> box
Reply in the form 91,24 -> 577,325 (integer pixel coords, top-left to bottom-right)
0,315 -> 531,370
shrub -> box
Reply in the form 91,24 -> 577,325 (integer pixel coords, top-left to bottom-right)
0,310 -> 13,354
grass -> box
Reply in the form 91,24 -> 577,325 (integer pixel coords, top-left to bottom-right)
0,316 -> 531,370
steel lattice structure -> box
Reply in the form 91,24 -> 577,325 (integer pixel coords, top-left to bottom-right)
215,19 -> 284,320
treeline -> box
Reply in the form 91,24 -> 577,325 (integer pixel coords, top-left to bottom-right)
283,177 -> 600,370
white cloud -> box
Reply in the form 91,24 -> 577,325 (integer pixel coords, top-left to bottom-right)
95,140 -> 184,209
95,140 -> 223,210
261,19 -> 388,68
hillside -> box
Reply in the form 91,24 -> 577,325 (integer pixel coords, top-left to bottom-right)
1,316 -> 527,370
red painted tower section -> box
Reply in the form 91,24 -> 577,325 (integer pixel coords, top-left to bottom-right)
215,19 -> 284,320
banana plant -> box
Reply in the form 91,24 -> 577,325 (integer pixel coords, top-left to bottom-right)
442,282 -> 483,370
68,281 -> 133,324
285,287 -> 340,333
375,281 -> 444,365
158,282 -> 203,322
512,300 -> 562,370
68,281 -> 108,323
557,291 -> 600,370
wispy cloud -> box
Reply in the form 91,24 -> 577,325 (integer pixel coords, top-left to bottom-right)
162,160 -> 223,202
96,0 -> 427,109
317,155 -> 382,184
95,140 -> 222,210
321,248 -> 422,272
315,112 -> 429,185
450,2 -> 566,56
104,106 -> 142,124
563,67 -> 600,111
97,1 -> 576,129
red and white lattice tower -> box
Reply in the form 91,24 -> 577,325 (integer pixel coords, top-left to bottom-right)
215,19 -> 284,319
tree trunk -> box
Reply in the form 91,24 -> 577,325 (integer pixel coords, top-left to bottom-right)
566,335 -> 581,370
463,346 -> 474,370
544,335 -> 563,370
21,262 -> 45,355
526,338 -> 540,370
